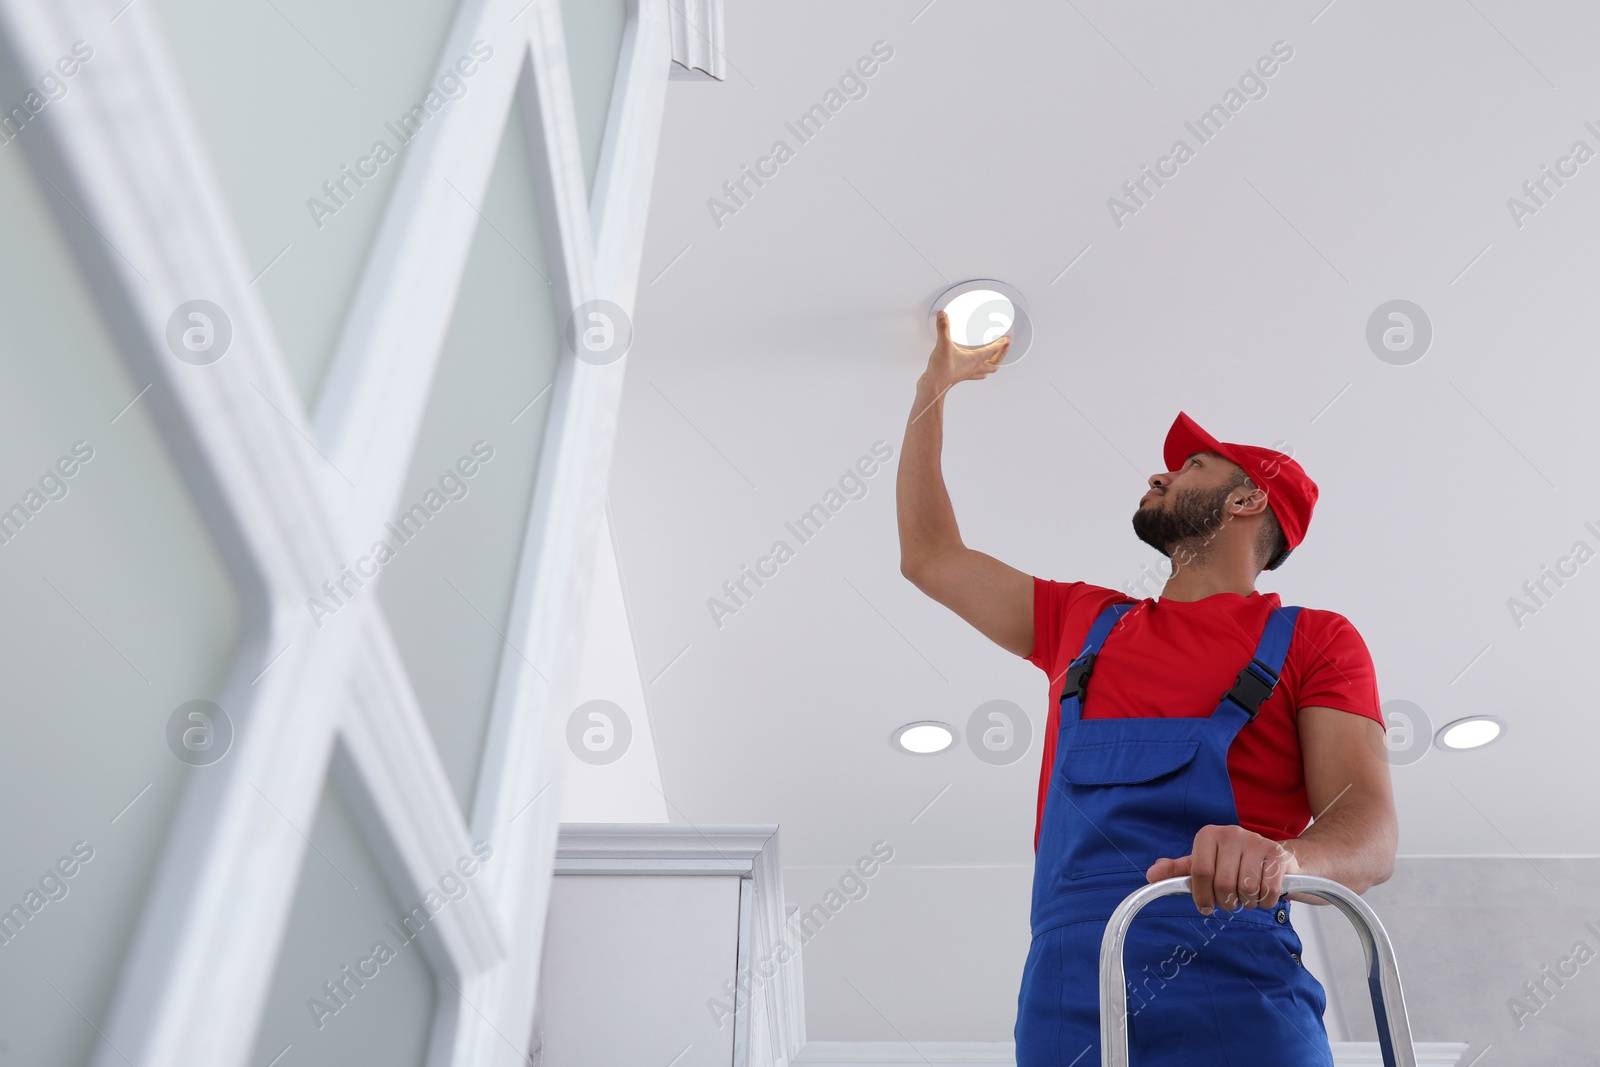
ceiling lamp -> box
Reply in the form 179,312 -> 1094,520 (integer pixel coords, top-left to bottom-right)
892,721 -> 955,755
928,279 -> 1032,364
1434,715 -> 1504,751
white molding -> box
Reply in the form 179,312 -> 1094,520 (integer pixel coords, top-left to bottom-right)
595,0 -> 678,297
332,617 -> 506,977
792,1042 -> 1472,1066
554,822 -> 778,873
667,0 -> 725,80
0,0 -> 674,1064
748,822 -> 806,1067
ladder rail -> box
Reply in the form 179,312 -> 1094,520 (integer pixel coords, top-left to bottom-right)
1098,874 -> 1417,1067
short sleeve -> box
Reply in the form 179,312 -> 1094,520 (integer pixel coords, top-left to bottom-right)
1026,577 -> 1133,682
1025,576 -> 1062,675
1292,611 -> 1384,727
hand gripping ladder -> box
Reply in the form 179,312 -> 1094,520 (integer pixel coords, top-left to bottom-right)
1099,875 -> 1417,1067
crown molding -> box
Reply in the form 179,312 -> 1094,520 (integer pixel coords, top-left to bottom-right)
668,0 -> 725,80
554,822 -> 776,873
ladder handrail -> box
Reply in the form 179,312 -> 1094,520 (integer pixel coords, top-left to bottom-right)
1098,874 -> 1417,1067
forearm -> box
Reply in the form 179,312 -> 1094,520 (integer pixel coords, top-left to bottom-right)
1282,798 -> 1397,900
896,377 -> 963,575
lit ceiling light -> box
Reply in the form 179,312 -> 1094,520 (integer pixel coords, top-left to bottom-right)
945,289 -> 1013,343
929,279 -> 1033,364
893,721 -> 955,755
1434,715 -> 1504,751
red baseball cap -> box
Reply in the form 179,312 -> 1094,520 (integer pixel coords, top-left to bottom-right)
1161,411 -> 1318,568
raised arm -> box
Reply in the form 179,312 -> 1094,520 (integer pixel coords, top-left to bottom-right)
896,311 -> 1033,659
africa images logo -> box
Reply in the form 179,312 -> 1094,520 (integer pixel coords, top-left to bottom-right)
305,40 -> 495,231
706,441 -> 894,629
306,441 -> 494,627
705,40 -> 894,230
1106,40 -> 1294,229
305,841 -> 494,1031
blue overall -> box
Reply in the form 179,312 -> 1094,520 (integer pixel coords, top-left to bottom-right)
1015,601 -> 1335,1066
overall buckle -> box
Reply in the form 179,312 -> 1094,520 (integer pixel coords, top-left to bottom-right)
1224,659 -> 1279,721
1061,653 -> 1096,704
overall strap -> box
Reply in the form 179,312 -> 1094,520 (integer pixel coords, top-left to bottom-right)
1217,605 -> 1303,723
1058,601 -> 1137,717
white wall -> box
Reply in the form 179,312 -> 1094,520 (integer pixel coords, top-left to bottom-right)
538,874 -> 742,1065
559,504 -> 669,823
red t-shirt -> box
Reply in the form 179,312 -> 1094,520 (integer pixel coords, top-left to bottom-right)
1027,577 -> 1383,852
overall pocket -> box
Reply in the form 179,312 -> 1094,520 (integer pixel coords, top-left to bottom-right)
1054,739 -> 1200,877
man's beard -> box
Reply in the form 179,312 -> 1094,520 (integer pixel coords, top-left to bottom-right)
1131,482 -> 1236,563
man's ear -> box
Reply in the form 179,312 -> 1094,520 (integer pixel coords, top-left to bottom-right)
1235,485 -> 1269,516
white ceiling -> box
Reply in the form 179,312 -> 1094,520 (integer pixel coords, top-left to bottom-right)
609,0 -> 1600,1041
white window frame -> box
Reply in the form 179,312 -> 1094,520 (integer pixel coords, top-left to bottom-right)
0,0 -> 690,1064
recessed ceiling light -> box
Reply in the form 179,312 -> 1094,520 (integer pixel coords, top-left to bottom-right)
1434,715 -> 1504,751
892,721 -> 955,755
928,279 -> 1032,364
945,289 -> 1013,343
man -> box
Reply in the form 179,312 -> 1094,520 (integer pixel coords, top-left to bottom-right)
895,311 -> 1398,1065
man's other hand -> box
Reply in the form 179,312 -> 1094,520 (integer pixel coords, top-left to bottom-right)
1145,824 -> 1301,915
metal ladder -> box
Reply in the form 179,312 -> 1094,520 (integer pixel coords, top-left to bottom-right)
1099,874 -> 1417,1067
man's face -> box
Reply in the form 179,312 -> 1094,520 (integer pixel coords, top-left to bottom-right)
1131,451 -> 1243,559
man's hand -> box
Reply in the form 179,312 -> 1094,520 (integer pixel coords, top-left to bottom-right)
1146,825 -> 1301,915
922,308 -> 1011,394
